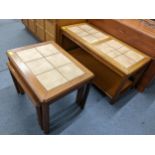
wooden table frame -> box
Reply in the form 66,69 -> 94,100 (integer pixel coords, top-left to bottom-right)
8,61 -> 91,134
60,23 -> 151,103
7,41 -> 93,134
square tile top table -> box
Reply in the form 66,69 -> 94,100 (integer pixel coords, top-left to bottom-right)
65,23 -> 110,44
62,23 -> 151,75
7,41 -> 93,103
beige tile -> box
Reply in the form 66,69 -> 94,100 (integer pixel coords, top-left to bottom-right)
77,31 -> 89,37
58,63 -> 84,81
95,42 -> 109,49
93,32 -> 109,40
107,40 -> 123,49
82,35 -> 98,43
17,48 -> 42,62
74,30 -> 84,35
100,47 -> 114,54
106,51 -> 121,58
88,28 -> 98,34
36,44 -> 59,56
36,70 -> 67,90
26,58 -> 54,75
79,24 -> 92,31
46,53 -> 71,67
125,50 -> 144,62
115,55 -> 135,68
118,46 -> 130,54
96,43 -> 113,53
68,26 -> 82,33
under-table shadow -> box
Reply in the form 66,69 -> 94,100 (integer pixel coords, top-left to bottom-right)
92,84 -> 138,109
49,103 -> 83,134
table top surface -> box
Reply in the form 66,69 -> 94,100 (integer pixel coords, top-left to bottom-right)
62,23 -> 151,75
7,41 -> 93,103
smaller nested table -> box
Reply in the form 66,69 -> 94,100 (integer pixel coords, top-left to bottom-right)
7,41 -> 94,134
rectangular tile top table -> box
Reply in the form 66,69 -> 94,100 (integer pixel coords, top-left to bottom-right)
7,41 -> 93,103
62,23 -> 150,75
61,23 -> 151,102
7,41 -> 94,134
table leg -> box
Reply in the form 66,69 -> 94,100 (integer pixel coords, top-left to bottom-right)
9,70 -> 24,94
111,77 -> 128,104
36,106 -> 43,130
136,61 -> 154,92
76,83 -> 90,109
42,104 -> 50,134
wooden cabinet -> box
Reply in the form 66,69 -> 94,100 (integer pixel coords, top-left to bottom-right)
36,19 -> 44,27
22,19 -> 29,27
22,19 -> 86,42
28,19 -> 36,34
45,20 -> 56,41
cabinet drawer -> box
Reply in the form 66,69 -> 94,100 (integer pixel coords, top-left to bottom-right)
36,19 -> 44,27
45,20 -> 55,35
36,26 -> 45,41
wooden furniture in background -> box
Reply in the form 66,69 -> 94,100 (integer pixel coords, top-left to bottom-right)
88,19 -> 155,92
7,41 -> 94,134
61,23 -> 150,102
36,19 -> 45,41
22,19 -> 86,42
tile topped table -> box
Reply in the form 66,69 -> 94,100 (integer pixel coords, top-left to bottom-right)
7,41 -> 94,134
61,23 -> 151,102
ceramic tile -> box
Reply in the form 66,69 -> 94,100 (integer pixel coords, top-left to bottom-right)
88,28 -> 98,34
125,51 -> 144,62
46,53 -> 71,67
95,42 -> 109,49
26,58 -> 54,75
79,24 -> 92,31
68,26 -> 82,33
118,46 -> 130,54
106,51 -> 121,58
106,40 -> 123,49
100,47 -> 114,54
36,70 -> 67,90
67,24 -> 110,43
17,48 -> 42,62
36,44 -> 59,56
115,55 -> 135,68
82,35 -> 98,43
96,43 -> 114,53
58,63 -> 84,81
77,31 -> 89,37
93,32 -> 109,40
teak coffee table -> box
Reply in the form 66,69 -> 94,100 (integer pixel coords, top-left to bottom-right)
7,41 -> 94,134
61,23 -> 151,102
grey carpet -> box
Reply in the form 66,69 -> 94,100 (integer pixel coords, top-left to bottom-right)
0,19 -> 38,71
0,19 -> 155,135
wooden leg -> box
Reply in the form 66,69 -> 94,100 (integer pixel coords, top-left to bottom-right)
111,77 -> 128,104
36,106 -> 43,130
10,71 -> 20,94
42,104 -> 50,134
136,61 -> 153,92
9,70 -> 24,94
18,84 -> 25,94
76,84 -> 90,109
134,65 -> 149,88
